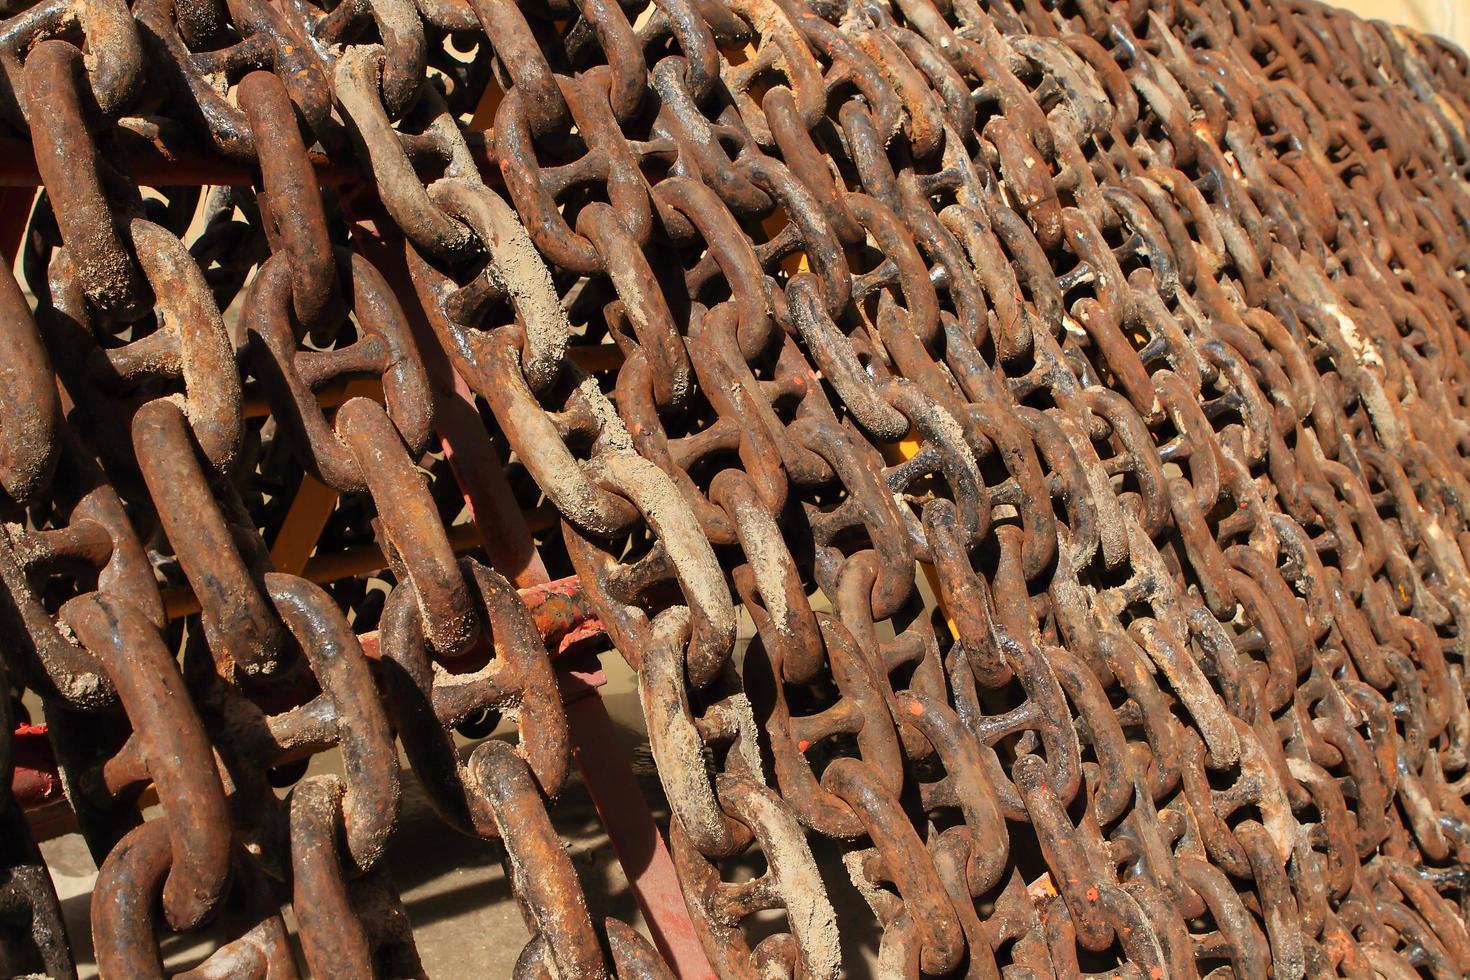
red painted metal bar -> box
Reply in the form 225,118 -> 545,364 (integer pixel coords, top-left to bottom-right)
558,672 -> 714,975
0,137 -> 345,187
351,216 -> 716,979
0,187 -> 33,260
0,134 -> 495,188
415,309 -> 552,588
11,724 -> 61,808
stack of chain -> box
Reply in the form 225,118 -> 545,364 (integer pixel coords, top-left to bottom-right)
2,0 -> 1470,974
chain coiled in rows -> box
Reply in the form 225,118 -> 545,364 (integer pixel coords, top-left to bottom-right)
2,0 -> 1470,976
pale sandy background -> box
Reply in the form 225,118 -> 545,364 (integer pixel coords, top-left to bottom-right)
1331,0 -> 1466,51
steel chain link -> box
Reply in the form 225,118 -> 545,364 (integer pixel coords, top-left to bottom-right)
0,0 -> 1468,976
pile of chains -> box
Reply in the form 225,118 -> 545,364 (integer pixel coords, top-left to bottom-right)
2,0 -> 1470,972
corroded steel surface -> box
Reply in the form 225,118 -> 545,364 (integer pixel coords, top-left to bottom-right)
2,0 -> 1470,976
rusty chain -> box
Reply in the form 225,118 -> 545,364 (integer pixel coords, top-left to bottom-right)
0,0 -> 1468,975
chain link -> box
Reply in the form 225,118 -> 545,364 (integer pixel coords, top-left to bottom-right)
0,0 -> 1469,975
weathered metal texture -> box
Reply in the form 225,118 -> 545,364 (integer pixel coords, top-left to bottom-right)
1,0 -> 1470,976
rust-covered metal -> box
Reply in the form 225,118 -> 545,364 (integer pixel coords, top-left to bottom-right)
3,0 -> 1470,976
